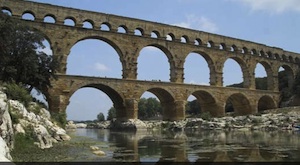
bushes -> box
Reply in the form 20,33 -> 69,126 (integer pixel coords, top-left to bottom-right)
4,83 -> 32,107
51,112 -> 67,128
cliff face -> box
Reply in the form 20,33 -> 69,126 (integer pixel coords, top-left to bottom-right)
0,88 -> 71,162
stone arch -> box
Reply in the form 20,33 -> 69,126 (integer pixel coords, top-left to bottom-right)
67,37 -> 124,77
138,87 -> 175,121
278,64 -> 294,89
1,7 -> 12,15
219,43 -> 226,50
43,14 -> 56,23
184,51 -> 215,85
22,10 -> 35,20
194,38 -> 202,46
207,40 -> 214,48
242,47 -> 248,54
64,16 -> 76,26
189,90 -> 220,117
100,22 -> 111,31
82,19 -> 94,29
134,27 -> 144,36
117,25 -> 128,34
226,93 -> 252,116
257,95 -> 276,112
151,30 -> 160,38
166,33 -> 175,41
251,49 -> 258,55
289,56 -> 294,63
69,83 -> 125,119
137,44 -> 175,82
255,61 -> 274,90
223,57 -> 251,88
181,35 -> 189,43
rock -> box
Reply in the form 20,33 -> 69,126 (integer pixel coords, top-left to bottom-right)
76,123 -> 87,128
14,123 -> 25,134
39,108 -> 51,120
0,137 -> 12,161
93,150 -> 105,156
66,121 -> 77,129
33,125 -> 53,149
0,99 -> 14,149
90,146 -> 100,151
109,119 -> 147,131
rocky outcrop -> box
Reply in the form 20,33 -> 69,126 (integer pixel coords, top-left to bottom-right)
0,88 -> 71,161
109,119 -> 147,131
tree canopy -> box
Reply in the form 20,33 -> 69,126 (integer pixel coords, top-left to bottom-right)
0,12 -> 58,94
97,112 -> 105,121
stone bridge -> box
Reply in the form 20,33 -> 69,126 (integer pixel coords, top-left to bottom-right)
1,0 -> 299,121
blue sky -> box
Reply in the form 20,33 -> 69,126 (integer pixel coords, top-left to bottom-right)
25,0 -> 300,121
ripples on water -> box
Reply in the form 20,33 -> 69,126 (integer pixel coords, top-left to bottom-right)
70,129 -> 300,162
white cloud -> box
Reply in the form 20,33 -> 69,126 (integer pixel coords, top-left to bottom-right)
232,0 -> 300,13
173,15 -> 218,33
94,62 -> 109,72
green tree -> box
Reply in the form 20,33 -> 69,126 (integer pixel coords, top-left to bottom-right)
107,107 -> 116,120
0,12 -> 58,94
138,97 -> 161,120
97,112 -> 105,121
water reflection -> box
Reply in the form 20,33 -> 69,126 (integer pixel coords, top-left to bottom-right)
74,129 -> 300,162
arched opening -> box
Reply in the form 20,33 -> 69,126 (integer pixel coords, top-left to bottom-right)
181,36 -> 188,43
223,58 -> 245,88
258,95 -> 276,112
134,28 -> 143,36
67,85 -> 123,121
137,46 -> 171,82
289,56 -> 294,63
207,41 -> 214,48
22,11 -> 35,21
225,93 -> 252,116
186,91 -> 219,118
278,65 -> 294,105
184,52 -> 210,85
251,49 -> 257,56
254,63 -> 268,90
100,23 -> 111,31
1,8 -> 12,16
138,92 -> 162,120
230,45 -> 237,52
43,15 -> 56,23
117,25 -> 127,33
64,17 -> 76,26
138,88 -> 175,121
83,20 -> 93,29
194,38 -> 202,46
151,31 -> 159,38
219,43 -> 226,50
242,47 -> 248,54
166,33 -> 175,41
67,39 -> 122,78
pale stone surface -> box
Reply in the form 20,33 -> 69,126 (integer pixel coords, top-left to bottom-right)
75,123 -> 87,128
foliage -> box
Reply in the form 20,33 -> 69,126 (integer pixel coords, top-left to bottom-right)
138,97 -> 161,120
200,112 -> 212,120
107,107 -> 116,121
4,82 -> 32,107
185,100 -> 201,115
0,12 -> 58,94
97,112 -> 105,121
51,112 -> 67,128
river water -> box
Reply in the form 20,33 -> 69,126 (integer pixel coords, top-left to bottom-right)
68,129 -> 300,162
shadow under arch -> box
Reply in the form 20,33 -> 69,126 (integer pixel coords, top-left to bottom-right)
68,83 -> 125,119
137,44 -> 175,82
226,93 -> 252,116
138,87 -> 175,121
67,36 -> 124,77
184,51 -> 215,85
258,95 -> 276,112
189,90 -> 221,117
278,64 -> 295,89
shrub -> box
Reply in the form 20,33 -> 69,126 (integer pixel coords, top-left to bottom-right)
200,112 -> 212,121
4,83 -> 32,107
51,112 -> 67,128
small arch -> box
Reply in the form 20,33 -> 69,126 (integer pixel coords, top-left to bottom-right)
219,43 -> 226,50
194,38 -> 202,46
207,41 -> 214,48
226,93 -> 252,116
230,45 -> 238,52
259,50 -> 265,57
43,15 -> 56,23
274,53 -> 281,60
22,11 -> 35,21
258,95 -> 276,112
266,51 -> 273,59
1,7 -> 12,16
181,35 -> 189,43
242,47 -> 248,54
117,25 -> 127,33
83,20 -> 94,29
166,33 -> 175,41
134,28 -> 144,36
295,57 -> 300,64
151,31 -> 160,38
251,49 -> 257,55
288,56 -> 294,63
190,90 -> 220,117
64,17 -> 76,26
278,65 -> 294,90
100,22 -> 111,31
282,54 -> 288,62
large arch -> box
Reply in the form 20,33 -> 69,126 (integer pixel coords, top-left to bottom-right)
254,61 -> 273,90
66,38 -> 123,78
188,90 -> 220,117
138,87 -> 175,121
223,57 -> 250,88
67,83 -> 125,120
257,95 -> 276,112
184,51 -> 214,85
225,93 -> 252,116
137,44 -> 174,82
278,64 -> 294,90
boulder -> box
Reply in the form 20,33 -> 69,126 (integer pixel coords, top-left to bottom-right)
75,123 -> 87,128
33,124 -> 53,149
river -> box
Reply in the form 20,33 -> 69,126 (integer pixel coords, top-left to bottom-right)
66,128 -> 300,162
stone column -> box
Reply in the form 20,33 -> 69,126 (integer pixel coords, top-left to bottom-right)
162,100 -> 185,121
119,46 -> 138,80
170,59 -> 184,83
123,98 -> 138,120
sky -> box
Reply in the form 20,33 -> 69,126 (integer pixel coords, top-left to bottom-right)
20,0 -> 300,121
